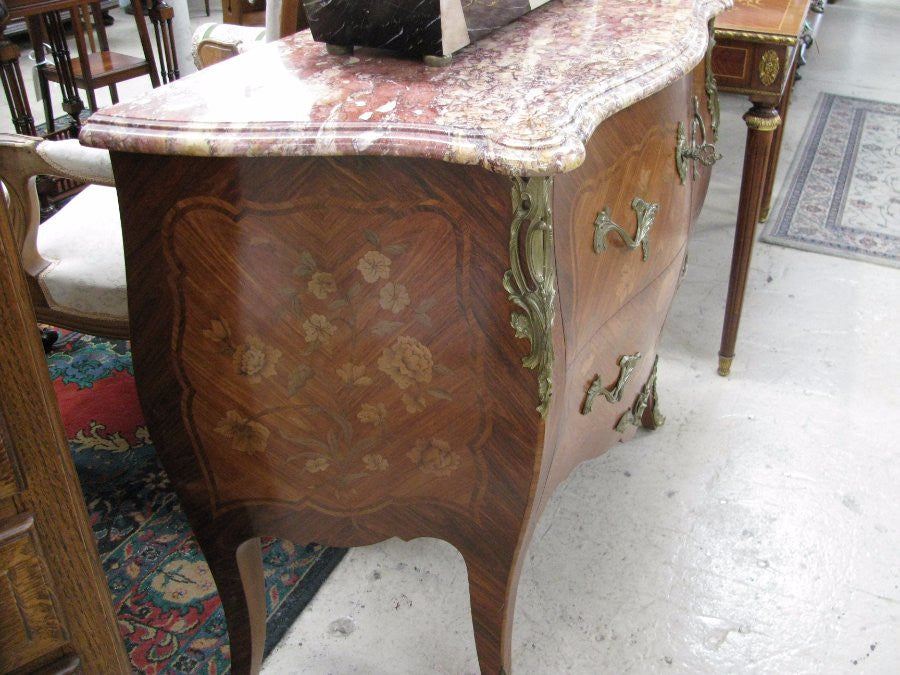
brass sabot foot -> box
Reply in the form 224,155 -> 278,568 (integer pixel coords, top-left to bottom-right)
326,44 -> 353,55
423,53 -> 452,67
717,355 -> 733,377
759,206 -> 770,223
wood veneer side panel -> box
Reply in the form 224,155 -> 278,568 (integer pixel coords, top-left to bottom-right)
0,196 -> 128,673
112,152 -> 547,542
112,152 -> 555,672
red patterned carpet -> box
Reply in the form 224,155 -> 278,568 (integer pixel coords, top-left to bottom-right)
47,330 -> 345,673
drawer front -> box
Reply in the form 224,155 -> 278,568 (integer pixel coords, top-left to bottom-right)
712,39 -> 796,95
548,250 -> 687,489
554,69 -> 696,361
0,514 -> 68,672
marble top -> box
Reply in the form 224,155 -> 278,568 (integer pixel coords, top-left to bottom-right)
81,0 -> 730,176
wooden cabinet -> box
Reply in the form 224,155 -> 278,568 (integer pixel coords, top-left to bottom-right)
80,1 -> 727,670
98,63 -> 718,675
0,204 -> 128,673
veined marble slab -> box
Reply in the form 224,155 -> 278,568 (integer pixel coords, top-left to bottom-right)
81,0 -> 731,176
302,0 -> 553,58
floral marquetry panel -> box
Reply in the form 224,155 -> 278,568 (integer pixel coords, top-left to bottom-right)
140,157 -> 537,521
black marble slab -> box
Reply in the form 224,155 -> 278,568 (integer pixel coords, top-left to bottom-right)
302,0 -> 549,59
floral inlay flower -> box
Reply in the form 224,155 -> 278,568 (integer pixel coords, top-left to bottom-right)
362,453 -> 389,472
378,336 -> 433,389
357,403 -> 387,425
337,362 -> 373,386
303,314 -> 337,344
215,410 -> 270,455
202,318 -> 231,344
357,250 -> 391,283
402,393 -> 427,414
407,438 -> 460,476
379,282 -> 410,314
232,335 -> 281,383
305,457 -> 330,473
308,271 -> 337,299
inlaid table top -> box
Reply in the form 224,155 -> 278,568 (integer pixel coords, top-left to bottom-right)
715,0 -> 809,42
80,0 -> 729,175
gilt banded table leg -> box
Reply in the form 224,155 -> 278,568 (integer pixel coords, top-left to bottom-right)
718,103 -> 781,376
758,61 -> 799,223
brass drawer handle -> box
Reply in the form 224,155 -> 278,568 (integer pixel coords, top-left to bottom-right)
676,95 -> 722,183
593,197 -> 658,262
581,352 -> 642,414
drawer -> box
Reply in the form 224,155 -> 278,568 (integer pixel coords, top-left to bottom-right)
553,69 -> 696,362
546,247 -> 687,491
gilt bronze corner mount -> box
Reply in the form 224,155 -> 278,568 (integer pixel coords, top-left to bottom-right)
503,176 -> 556,419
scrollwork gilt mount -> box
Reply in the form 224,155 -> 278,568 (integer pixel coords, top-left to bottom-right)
503,176 -> 556,419
615,355 -> 665,432
581,352 -> 642,415
676,96 -> 722,184
705,19 -> 720,142
593,198 -> 659,262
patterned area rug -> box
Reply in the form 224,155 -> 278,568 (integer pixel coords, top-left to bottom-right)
47,331 -> 346,673
762,93 -> 900,268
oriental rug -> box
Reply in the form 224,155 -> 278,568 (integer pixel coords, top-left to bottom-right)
762,93 -> 900,268
46,330 -> 346,673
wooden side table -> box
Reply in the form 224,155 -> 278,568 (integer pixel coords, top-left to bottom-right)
711,0 -> 814,376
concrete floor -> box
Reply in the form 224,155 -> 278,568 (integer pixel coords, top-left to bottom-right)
5,1 -> 898,672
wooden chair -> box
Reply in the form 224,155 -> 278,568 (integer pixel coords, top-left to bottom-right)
193,0 -> 305,68
25,0 -> 179,123
0,133 -> 128,338
222,0 -> 264,29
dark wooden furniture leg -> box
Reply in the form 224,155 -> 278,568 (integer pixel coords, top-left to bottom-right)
37,11 -> 86,122
758,61 -> 799,223
149,0 -> 179,83
718,102 -> 781,376
0,8 -> 38,135
193,521 -> 267,673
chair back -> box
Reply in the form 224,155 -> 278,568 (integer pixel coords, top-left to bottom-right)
193,0 -> 307,69
0,133 -> 127,339
0,133 -> 113,274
